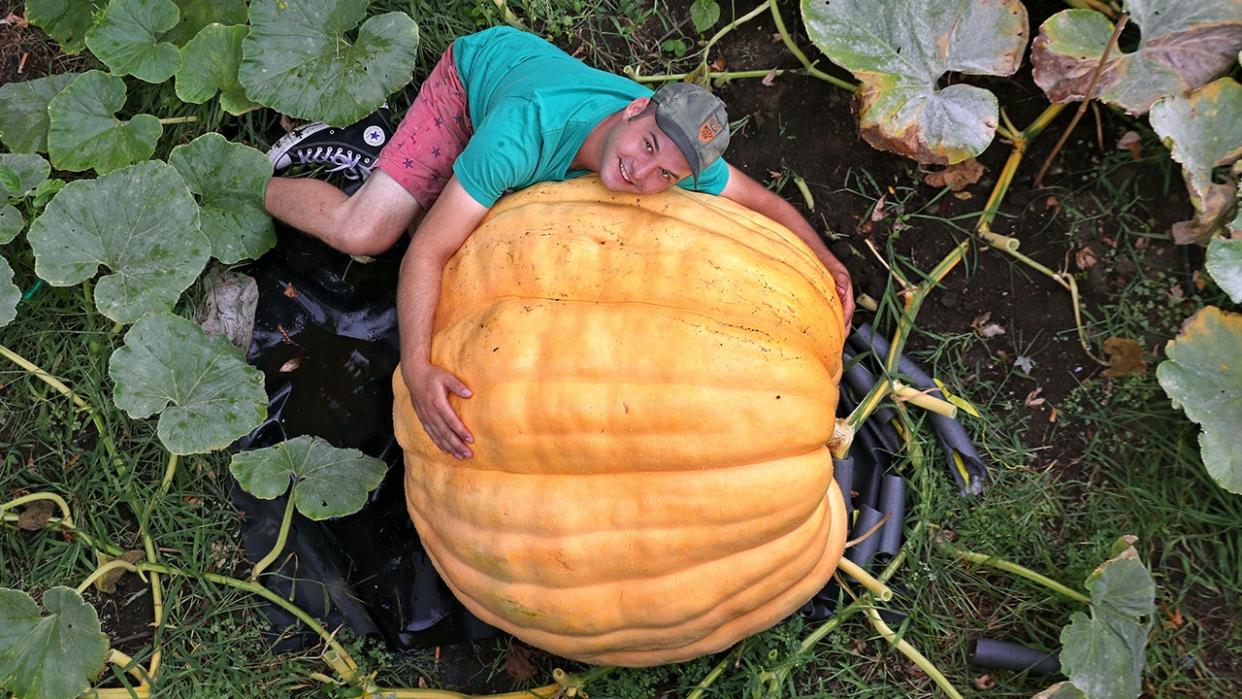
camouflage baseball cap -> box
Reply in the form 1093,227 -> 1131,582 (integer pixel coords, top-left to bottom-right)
651,83 -> 729,186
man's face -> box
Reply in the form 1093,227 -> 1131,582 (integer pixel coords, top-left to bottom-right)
599,101 -> 693,194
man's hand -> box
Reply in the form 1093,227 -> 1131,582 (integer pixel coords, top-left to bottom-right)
404,362 -> 474,459
818,249 -> 855,328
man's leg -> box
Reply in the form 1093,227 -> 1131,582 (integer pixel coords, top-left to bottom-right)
264,170 -> 421,256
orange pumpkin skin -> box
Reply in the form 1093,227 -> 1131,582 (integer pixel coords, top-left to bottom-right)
393,176 -> 847,667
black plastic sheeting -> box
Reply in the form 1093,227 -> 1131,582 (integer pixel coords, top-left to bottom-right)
232,223 -> 495,651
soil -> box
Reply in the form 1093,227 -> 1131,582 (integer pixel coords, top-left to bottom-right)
3,0 -> 1233,694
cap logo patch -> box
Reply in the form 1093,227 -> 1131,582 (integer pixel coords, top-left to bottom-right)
698,115 -> 724,143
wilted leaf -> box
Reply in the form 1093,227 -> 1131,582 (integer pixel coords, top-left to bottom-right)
1014,355 -> 1035,373
1102,337 -> 1148,377
240,0 -> 420,126
24,0 -> 104,54
85,0 -> 181,83
971,312 -> 1007,338
28,160 -> 208,324
229,435 -> 387,520
196,265 -> 258,351
169,133 -> 275,263
175,23 -> 259,115
93,550 -> 145,593
47,71 -> 163,174
1157,307 -> 1242,493
1033,3 -> 1242,116
923,159 -> 984,191
164,0 -> 248,46
1149,78 -> 1242,241
17,499 -> 54,531
1059,537 -> 1155,699
1205,236 -> 1242,303
1117,130 -> 1143,159
802,0 -> 1028,164
0,72 -> 81,153
0,586 -> 109,699
0,153 -> 50,202
109,312 -> 267,454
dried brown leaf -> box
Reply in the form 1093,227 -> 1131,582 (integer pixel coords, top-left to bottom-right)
923,159 -> 985,191
1116,130 -> 1143,159
1102,336 -> 1149,377
761,69 -> 778,86
1025,387 -> 1046,407
279,356 -> 302,373
18,499 -> 54,531
1075,245 -> 1098,270
971,312 -> 1007,338
974,673 -> 997,690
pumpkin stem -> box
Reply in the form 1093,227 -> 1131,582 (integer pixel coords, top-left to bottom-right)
837,558 -> 894,602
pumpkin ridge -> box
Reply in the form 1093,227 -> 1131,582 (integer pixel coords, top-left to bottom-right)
408,492 -> 833,638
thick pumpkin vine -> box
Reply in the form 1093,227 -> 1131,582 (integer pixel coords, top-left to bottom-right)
0,1 -> 1179,699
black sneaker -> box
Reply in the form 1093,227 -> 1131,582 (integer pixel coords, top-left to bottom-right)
268,107 -> 392,183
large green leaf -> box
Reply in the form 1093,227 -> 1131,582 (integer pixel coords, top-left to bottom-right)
230,436 -> 388,520
801,0 -> 1027,164
0,207 -> 23,245
85,0 -> 182,84
0,154 -> 51,202
175,23 -> 260,115
0,257 -> 18,328
27,160 -> 208,324
1148,77 -> 1242,242
164,0 -> 249,46
1032,2 -> 1242,116
0,73 -> 82,154
47,71 -> 163,174
0,586 -> 109,699
1206,237 -> 1242,303
169,133 -> 275,263
109,312 -> 267,454
1059,537 -> 1155,699
240,0 -> 420,126
1157,306 -> 1242,493
25,0 -> 105,54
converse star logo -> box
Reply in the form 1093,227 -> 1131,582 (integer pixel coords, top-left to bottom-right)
363,125 -> 387,147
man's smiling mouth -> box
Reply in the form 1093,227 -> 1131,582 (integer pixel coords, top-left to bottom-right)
619,158 -> 634,185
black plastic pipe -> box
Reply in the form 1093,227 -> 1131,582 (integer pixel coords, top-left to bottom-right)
970,638 -> 1061,675
876,474 -> 906,562
845,504 -> 884,569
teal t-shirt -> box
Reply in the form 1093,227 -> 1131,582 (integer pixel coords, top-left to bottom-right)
450,27 -> 730,207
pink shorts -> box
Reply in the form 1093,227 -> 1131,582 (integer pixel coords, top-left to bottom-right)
377,44 -> 473,208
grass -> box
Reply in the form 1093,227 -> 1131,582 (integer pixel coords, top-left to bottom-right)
4,0 -> 1242,698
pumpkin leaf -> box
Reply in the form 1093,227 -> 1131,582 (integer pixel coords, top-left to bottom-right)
1148,77 -> 1242,242
1156,306 -> 1242,493
1206,237 -> 1242,303
85,0 -> 182,84
27,160 -> 208,324
0,256 -> 19,328
800,0 -> 1028,164
0,153 -> 52,202
109,312 -> 267,454
0,586 -> 110,699
47,71 -> 163,174
1032,2 -> 1242,116
163,0 -> 248,46
0,73 -> 82,153
229,435 -> 388,520
690,0 -> 720,33
0,206 -> 23,245
175,23 -> 259,115
169,133 -> 275,263
1059,537 -> 1155,699
239,0 -> 420,126
24,0 -> 105,54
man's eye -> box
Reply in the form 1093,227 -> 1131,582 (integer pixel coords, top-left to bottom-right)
661,169 -> 671,179
644,140 -> 652,152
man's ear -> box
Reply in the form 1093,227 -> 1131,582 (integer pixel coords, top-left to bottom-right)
623,97 -> 652,120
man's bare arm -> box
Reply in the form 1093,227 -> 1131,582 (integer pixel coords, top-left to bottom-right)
398,176 -> 489,459
720,164 -> 855,326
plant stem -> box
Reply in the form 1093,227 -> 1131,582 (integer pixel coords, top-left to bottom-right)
108,648 -> 148,684
158,453 -> 179,496
627,67 -> 803,83
837,558 -> 894,601
892,381 -> 957,418
1034,13 -> 1128,187
76,559 -> 142,594
943,544 -> 1092,604
0,343 -> 91,410
865,606 -> 964,699
491,0 -> 525,29
250,494 -> 296,581
699,1 -> 772,76
2,491 -> 75,527
769,0 -> 856,92
156,116 -> 197,125
687,641 -> 746,699
977,103 -> 1067,235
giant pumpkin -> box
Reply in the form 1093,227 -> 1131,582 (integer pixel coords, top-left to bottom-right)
393,176 -> 848,667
